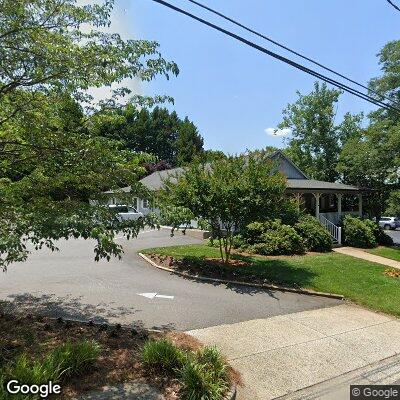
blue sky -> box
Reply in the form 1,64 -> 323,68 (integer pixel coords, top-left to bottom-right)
111,0 -> 398,153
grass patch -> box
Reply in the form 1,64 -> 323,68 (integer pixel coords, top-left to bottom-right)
141,339 -> 232,400
142,339 -> 186,373
142,244 -> 400,317
368,246 -> 400,262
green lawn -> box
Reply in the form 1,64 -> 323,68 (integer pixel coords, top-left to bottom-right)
368,246 -> 400,262
142,244 -> 400,317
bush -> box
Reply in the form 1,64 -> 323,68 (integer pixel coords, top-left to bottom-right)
142,339 -> 186,373
363,219 -> 394,246
343,216 -> 377,248
294,215 -> 332,252
237,220 -> 305,256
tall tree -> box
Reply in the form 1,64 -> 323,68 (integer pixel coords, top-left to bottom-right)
337,40 -> 400,220
369,40 -> 400,124
0,0 -> 178,269
279,82 -> 342,181
176,117 -> 204,165
337,121 -> 400,220
92,105 -> 204,166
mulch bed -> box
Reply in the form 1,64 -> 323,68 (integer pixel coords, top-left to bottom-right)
147,253 -> 270,285
0,311 -> 205,399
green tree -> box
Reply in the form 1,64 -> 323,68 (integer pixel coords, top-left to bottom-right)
369,40 -> 400,124
92,106 -> 204,166
279,82 -> 362,182
0,0 -> 178,269
337,121 -> 400,220
385,190 -> 400,216
176,117 -> 204,165
337,40 -> 400,220
160,155 -> 287,263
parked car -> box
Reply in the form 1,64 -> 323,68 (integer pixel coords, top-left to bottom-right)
108,204 -> 143,222
378,216 -> 400,230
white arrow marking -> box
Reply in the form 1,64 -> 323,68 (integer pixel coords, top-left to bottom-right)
137,293 -> 174,300
138,292 -> 157,299
155,294 -> 174,299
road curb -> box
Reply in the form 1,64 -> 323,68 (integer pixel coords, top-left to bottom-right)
138,253 -> 345,300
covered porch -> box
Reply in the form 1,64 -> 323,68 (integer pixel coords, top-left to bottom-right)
290,191 -> 363,225
286,179 -> 362,245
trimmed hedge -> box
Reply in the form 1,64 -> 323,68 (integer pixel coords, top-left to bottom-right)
294,215 -> 332,252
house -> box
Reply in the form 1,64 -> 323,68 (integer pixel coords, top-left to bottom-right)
105,151 -> 362,244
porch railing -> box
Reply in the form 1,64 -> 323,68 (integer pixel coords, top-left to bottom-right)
319,214 -> 342,245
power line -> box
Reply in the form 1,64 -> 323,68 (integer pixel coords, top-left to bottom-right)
187,0 -> 397,107
386,0 -> 400,12
150,0 -> 400,113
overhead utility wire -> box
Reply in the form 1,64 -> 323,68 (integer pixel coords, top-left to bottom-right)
150,0 -> 400,113
386,0 -> 400,12
187,0 -> 397,108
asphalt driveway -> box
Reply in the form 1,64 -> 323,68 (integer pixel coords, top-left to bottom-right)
387,228 -> 400,244
0,228 -> 340,330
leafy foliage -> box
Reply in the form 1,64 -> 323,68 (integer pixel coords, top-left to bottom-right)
92,105 -> 204,167
235,220 -> 305,256
337,121 -> 400,220
294,215 -> 332,252
343,216 -> 377,248
160,154 -> 288,263
0,0 -> 178,269
279,82 -> 363,182
385,190 -> 400,217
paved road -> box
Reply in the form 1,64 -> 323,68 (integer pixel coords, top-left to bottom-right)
0,229 -> 339,330
387,228 -> 400,244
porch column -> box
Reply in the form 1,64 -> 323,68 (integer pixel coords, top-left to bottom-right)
313,193 -> 321,220
358,193 -> 363,217
295,193 -> 302,212
337,193 -> 342,218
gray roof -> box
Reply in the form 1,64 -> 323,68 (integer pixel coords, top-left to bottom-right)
139,167 -> 185,190
133,153 -> 360,194
287,179 -> 359,192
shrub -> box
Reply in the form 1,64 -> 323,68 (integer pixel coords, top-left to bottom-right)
243,222 -> 267,244
238,220 -> 305,255
294,215 -> 332,252
142,339 -> 186,373
363,219 -> 394,246
343,216 -> 377,248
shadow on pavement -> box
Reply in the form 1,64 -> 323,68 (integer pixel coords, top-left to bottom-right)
1,293 -> 176,331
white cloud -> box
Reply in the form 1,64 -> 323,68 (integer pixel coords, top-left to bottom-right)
265,127 -> 291,137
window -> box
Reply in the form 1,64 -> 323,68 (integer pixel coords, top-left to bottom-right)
143,199 -> 150,209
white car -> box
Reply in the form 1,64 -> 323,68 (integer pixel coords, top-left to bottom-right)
108,204 -> 144,222
378,216 -> 400,230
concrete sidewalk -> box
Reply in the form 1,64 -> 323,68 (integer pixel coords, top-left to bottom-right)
187,304 -> 400,400
333,247 -> 400,270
